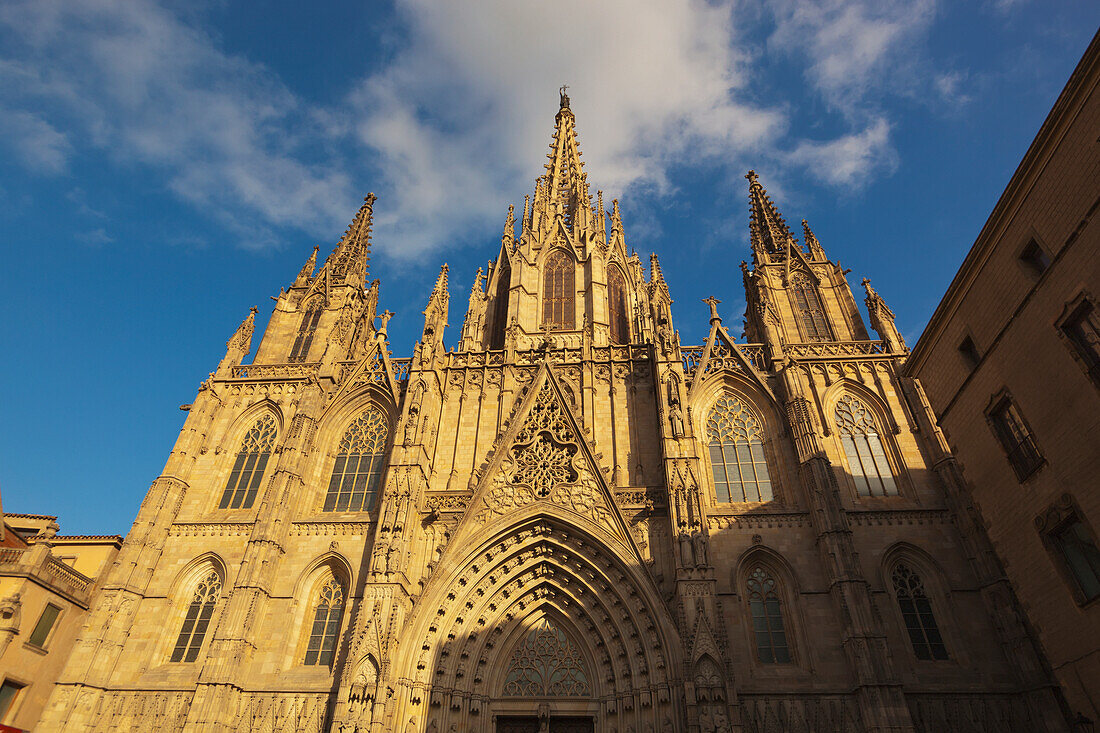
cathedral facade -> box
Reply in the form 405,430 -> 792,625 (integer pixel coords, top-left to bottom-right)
39,93 -> 1073,732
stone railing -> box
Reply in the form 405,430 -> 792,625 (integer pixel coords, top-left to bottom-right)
391,358 -> 411,382
228,362 -> 320,380
786,340 -> 886,359
681,343 -> 769,379
0,546 -> 95,604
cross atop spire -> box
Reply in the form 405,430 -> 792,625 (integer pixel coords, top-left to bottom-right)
537,90 -> 590,235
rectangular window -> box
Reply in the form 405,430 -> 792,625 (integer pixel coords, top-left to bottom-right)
27,603 -> 61,648
1050,517 -> 1100,603
988,397 -> 1043,480
1019,238 -> 1050,277
958,336 -> 980,371
1061,299 -> 1100,383
0,681 -> 24,723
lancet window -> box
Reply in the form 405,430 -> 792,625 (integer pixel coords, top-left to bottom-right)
608,267 -> 630,344
489,264 -> 511,350
746,566 -> 790,663
325,409 -> 388,512
502,618 -> 591,697
790,275 -> 831,342
891,563 -> 948,660
304,576 -> 345,666
706,395 -> 772,503
171,570 -> 221,663
543,250 -> 575,330
219,414 -> 277,510
289,298 -> 323,362
834,395 -> 897,497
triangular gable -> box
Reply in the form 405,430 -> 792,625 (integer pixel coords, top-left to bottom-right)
446,360 -> 641,555
689,322 -> 777,405
690,613 -> 723,665
325,337 -> 398,409
784,246 -> 819,286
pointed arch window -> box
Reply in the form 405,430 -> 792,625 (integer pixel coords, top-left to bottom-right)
891,563 -> 948,660
289,299 -> 323,362
790,275 -> 831,342
171,570 -> 221,663
746,567 -> 790,663
608,267 -> 630,344
490,264 -> 511,350
542,250 -> 575,330
502,618 -> 591,697
325,409 -> 388,512
834,395 -> 897,497
304,576 -> 346,666
706,395 -> 772,503
219,415 -> 277,510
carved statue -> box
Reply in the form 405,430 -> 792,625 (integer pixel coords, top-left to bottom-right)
692,529 -> 709,568
679,531 -> 692,568
668,401 -> 685,438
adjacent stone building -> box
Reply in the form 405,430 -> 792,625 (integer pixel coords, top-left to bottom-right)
905,30 -> 1100,724
39,90 -> 1074,732
0,501 -> 121,731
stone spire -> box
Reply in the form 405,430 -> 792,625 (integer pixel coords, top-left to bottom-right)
502,204 -> 515,249
802,219 -> 827,261
323,193 -> 376,287
609,198 -> 625,252
536,87 -> 591,235
746,171 -> 793,261
293,246 -> 319,287
423,263 -> 450,341
863,278 -> 907,353
650,252 -> 671,303
217,306 -> 257,375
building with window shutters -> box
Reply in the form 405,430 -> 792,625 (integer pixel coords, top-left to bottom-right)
0,501 -> 121,732
38,88 -> 1078,733
905,30 -> 1100,725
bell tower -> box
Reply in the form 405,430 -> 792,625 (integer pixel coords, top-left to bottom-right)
740,171 -> 870,362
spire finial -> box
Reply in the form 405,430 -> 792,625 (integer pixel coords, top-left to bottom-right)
559,84 -> 570,109
323,193 -> 376,286
703,296 -> 722,325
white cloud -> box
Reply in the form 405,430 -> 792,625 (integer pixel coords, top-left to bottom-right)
0,108 -> 71,174
787,117 -> 896,187
0,0 -> 357,244
766,0 -> 938,113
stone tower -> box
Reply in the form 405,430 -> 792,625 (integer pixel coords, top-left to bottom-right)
39,91 -> 1071,732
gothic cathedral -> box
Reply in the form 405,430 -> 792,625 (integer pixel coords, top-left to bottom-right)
40,92 -> 1073,732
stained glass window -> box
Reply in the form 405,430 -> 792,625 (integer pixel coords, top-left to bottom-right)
608,267 -> 630,344
325,410 -> 387,512
304,576 -> 345,666
706,395 -> 772,503
746,567 -> 790,663
220,414 -> 277,509
502,618 -> 591,697
790,275 -> 830,342
834,395 -> 897,497
543,250 -> 575,330
289,299 -> 323,362
891,563 -> 947,661
171,570 -> 221,663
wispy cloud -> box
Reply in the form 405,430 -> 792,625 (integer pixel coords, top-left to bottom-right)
0,0 -> 955,259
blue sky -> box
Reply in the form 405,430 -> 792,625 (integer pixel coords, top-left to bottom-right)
1,1 -> 1097,535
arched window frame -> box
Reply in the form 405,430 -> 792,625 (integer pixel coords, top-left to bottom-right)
167,565 -> 223,664
489,263 -> 511,350
542,249 -> 576,330
704,394 -> 774,504
219,413 -> 278,510
492,612 -> 597,700
736,549 -> 809,674
301,572 -> 347,667
607,265 -> 631,344
789,274 -> 831,342
887,559 -> 950,662
323,408 -> 389,512
832,393 -> 899,498
289,297 -> 324,362
745,565 -> 791,664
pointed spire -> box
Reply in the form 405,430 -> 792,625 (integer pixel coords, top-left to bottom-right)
218,306 -> 257,375
746,171 -> 793,259
422,263 -> 450,353
535,88 -> 590,234
802,219 -> 827,260
502,204 -> 515,247
469,267 -> 484,297
650,252 -> 671,301
324,193 -> 376,286
862,278 -> 907,353
596,190 -> 606,246
294,246 -> 318,287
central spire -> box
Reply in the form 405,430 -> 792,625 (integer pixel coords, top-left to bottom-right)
536,86 -> 591,237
